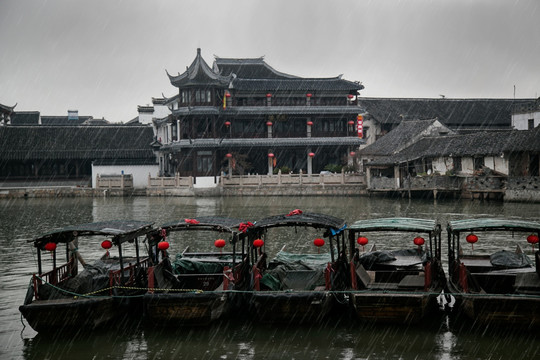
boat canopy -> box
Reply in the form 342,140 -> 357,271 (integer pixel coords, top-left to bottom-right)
348,217 -> 440,234
158,216 -> 246,233
32,220 -> 155,248
251,212 -> 346,234
447,218 -> 540,234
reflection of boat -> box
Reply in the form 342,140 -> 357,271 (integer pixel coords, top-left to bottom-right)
144,217 -> 250,326
347,218 -> 446,324
447,218 -> 540,329
246,210 -> 348,323
19,220 -> 155,333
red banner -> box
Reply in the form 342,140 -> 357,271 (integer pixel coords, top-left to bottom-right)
357,115 -> 363,138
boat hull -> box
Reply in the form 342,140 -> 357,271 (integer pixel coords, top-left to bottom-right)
249,291 -> 334,324
143,292 -> 229,326
19,297 -> 116,333
458,294 -> 540,329
351,292 -> 437,324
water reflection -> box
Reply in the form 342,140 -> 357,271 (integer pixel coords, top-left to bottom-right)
1,196 -> 539,359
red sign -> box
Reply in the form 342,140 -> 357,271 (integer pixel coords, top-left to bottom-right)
357,115 -> 363,138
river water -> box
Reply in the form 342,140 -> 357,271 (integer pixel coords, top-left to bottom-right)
1,196 -> 538,359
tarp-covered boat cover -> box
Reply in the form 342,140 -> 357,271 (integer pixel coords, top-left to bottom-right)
160,216 -> 246,233
348,218 -> 439,234
171,253 -> 233,274
448,218 -> 540,233
260,251 -> 331,291
356,249 -> 428,270
32,220 -> 155,248
251,212 -> 346,234
490,250 -> 534,268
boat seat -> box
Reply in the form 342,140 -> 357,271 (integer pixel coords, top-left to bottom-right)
513,272 -> 540,292
397,275 -> 425,289
282,270 -> 323,291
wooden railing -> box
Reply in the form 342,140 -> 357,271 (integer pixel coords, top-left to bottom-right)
108,257 -> 150,294
96,174 -> 133,189
33,258 -> 75,299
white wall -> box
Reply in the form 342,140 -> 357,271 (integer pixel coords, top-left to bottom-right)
461,157 -> 474,175
512,111 -> 540,130
92,164 -> 159,188
484,156 -> 509,175
433,157 -> 452,174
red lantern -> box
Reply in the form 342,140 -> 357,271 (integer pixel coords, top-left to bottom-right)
527,234 -> 539,244
253,239 -> 264,248
306,93 -> 312,98
225,121 -> 231,127
226,153 -> 233,158
313,238 -> 325,247
225,92 -> 231,98
348,120 -> 355,125
347,94 -> 354,99
466,234 -> 478,244
307,121 -> 313,126
466,233 -> 478,251
101,240 -> 113,250
266,121 -> 273,126
214,239 -> 226,248
357,236 -> 368,252
414,237 -> 425,246
44,242 -> 56,252
268,153 -> 275,158
266,93 -> 272,98
357,237 -> 368,246
158,241 -> 169,250
308,152 -> 315,158
350,151 -> 356,156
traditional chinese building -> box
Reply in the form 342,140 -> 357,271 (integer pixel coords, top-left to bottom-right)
148,48 -> 365,177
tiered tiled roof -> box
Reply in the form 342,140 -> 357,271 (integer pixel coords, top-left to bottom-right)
231,77 -> 363,92
0,126 -> 155,161
214,57 -> 298,79
168,48 -> 232,88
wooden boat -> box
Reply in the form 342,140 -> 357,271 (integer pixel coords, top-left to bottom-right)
347,217 -> 446,324
19,220 -> 155,333
246,210 -> 349,324
447,218 -> 540,329
143,217 -> 250,326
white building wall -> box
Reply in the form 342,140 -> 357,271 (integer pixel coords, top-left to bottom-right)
512,111 -> 540,130
461,157 -> 475,175
153,104 -> 171,119
433,157 -> 452,174
138,112 -> 154,125
484,156 -> 509,175
92,164 -> 159,188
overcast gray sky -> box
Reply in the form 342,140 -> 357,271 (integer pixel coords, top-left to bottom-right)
1,0 -> 539,122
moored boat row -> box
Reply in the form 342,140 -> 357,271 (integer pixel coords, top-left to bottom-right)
19,212 -> 540,333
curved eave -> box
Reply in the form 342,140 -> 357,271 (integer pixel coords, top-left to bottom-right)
161,137 -> 365,151
251,212 -> 346,234
171,106 -> 366,117
448,218 -> 540,233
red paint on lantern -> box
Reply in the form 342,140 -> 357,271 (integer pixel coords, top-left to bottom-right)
527,234 -> 539,244
226,153 -> 233,158
225,92 -> 231,98
225,121 -> 231,127
313,238 -> 325,247
101,240 -> 113,250
348,120 -> 355,125
253,239 -> 264,248
157,241 -> 169,250
308,152 -> 315,158
306,93 -> 312,98
307,121 -> 313,126
466,234 -> 478,244
266,121 -> 273,126
268,153 -> 275,158
44,242 -> 57,252
266,93 -> 272,98
350,151 -> 356,156
414,237 -> 425,246
357,237 -> 368,246
214,239 -> 226,248
347,94 -> 354,99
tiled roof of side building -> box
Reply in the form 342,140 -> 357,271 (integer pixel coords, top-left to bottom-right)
0,126 -> 155,160
359,98 -> 535,128
10,112 -> 40,125
41,116 -> 89,125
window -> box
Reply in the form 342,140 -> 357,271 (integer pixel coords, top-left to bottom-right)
528,119 -> 535,130
453,157 -> 462,172
474,157 -> 484,170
